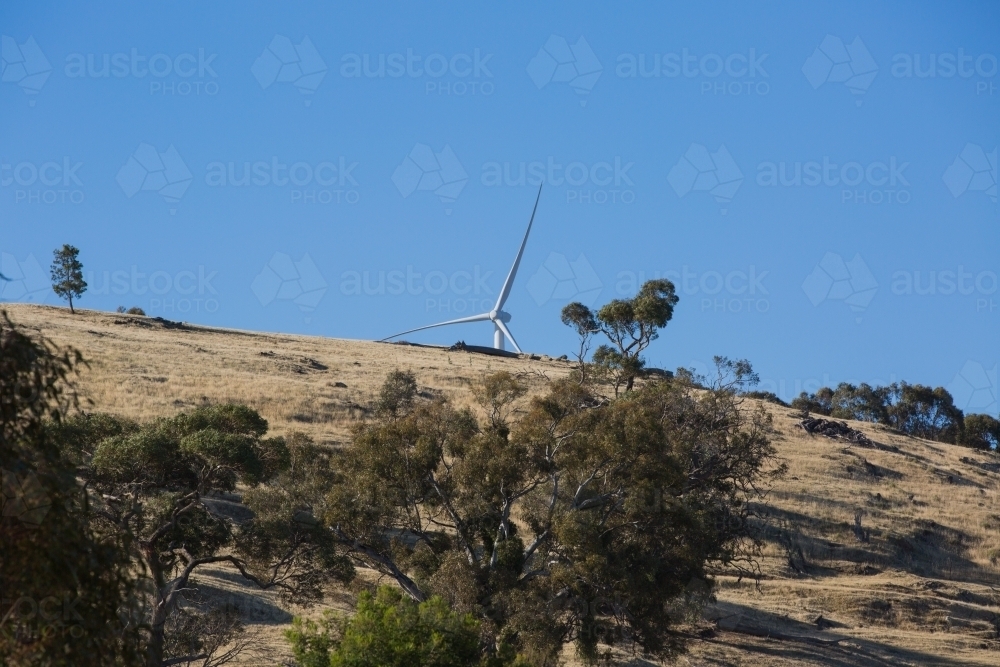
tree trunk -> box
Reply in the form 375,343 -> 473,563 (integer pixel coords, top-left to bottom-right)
142,543 -> 168,667
147,611 -> 166,667
68,296 -> 74,314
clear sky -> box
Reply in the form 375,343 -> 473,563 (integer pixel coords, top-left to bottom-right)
1,1 -> 997,413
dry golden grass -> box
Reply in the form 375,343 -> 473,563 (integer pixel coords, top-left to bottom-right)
6,303 -> 1000,666
3,304 -> 567,447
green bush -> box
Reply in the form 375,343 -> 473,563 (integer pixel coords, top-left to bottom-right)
962,414 -> 1000,450
790,380 -> 996,449
286,586 -> 524,667
743,390 -> 788,406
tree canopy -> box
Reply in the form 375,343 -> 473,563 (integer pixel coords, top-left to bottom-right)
1,311 -> 141,666
50,245 -> 87,314
561,279 -> 679,394
790,380 -> 995,449
53,404 -> 353,667
295,360 -> 780,665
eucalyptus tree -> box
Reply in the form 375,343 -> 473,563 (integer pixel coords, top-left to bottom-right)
1,312 -> 141,666
60,405 -> 353,667
561,279 -> 679,394
316,362 -> 780,664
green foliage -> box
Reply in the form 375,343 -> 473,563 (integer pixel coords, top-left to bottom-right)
790,386 -> 834,415
239,435 -> 355,605
173,402 -> 270,439
559,302 -> 597,337
318,363 -> 780,664
375,370 -> 419,417
961,414 -> 1000,450
742,390 -> 789,407
1,311 -> 141,666
50,244 -> 87,313
791,381 -> 983,446
62,403 -> 348,666
884,383 -> 963,443
286,587 -> 523,667
116,306 -> 146,316
472,371 -> 527,431
561,279 -> 679,393
92,426 -> 184,485
590,345 -> 644,396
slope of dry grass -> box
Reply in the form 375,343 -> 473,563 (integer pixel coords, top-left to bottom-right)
2,304 -> 568,447
5,303 -> 1000,666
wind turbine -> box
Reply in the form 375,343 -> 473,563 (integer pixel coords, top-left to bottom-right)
382,186 -> 542,353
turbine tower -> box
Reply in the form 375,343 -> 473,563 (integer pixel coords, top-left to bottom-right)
382,186 -> 542,353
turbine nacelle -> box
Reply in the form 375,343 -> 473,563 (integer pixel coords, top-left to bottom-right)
382,187 -> 542,353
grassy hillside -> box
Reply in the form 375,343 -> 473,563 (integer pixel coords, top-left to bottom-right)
5,303 -> 1000,666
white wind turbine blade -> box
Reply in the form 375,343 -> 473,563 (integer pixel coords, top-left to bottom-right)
494,184 -> 542,312
381,312 -> 492,342
494,320 -> 522,354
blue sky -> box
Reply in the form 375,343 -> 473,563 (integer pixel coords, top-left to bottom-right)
1,1 -> 997,412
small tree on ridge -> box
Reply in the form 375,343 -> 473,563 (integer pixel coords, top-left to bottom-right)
50,244 -> 87,313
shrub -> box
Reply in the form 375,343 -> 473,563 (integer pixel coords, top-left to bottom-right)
375,369 -> 418,417
743,390 -> 789,406
791,381 -> 970,445
285,586 -> 521,667
962,414 -> 1000,450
